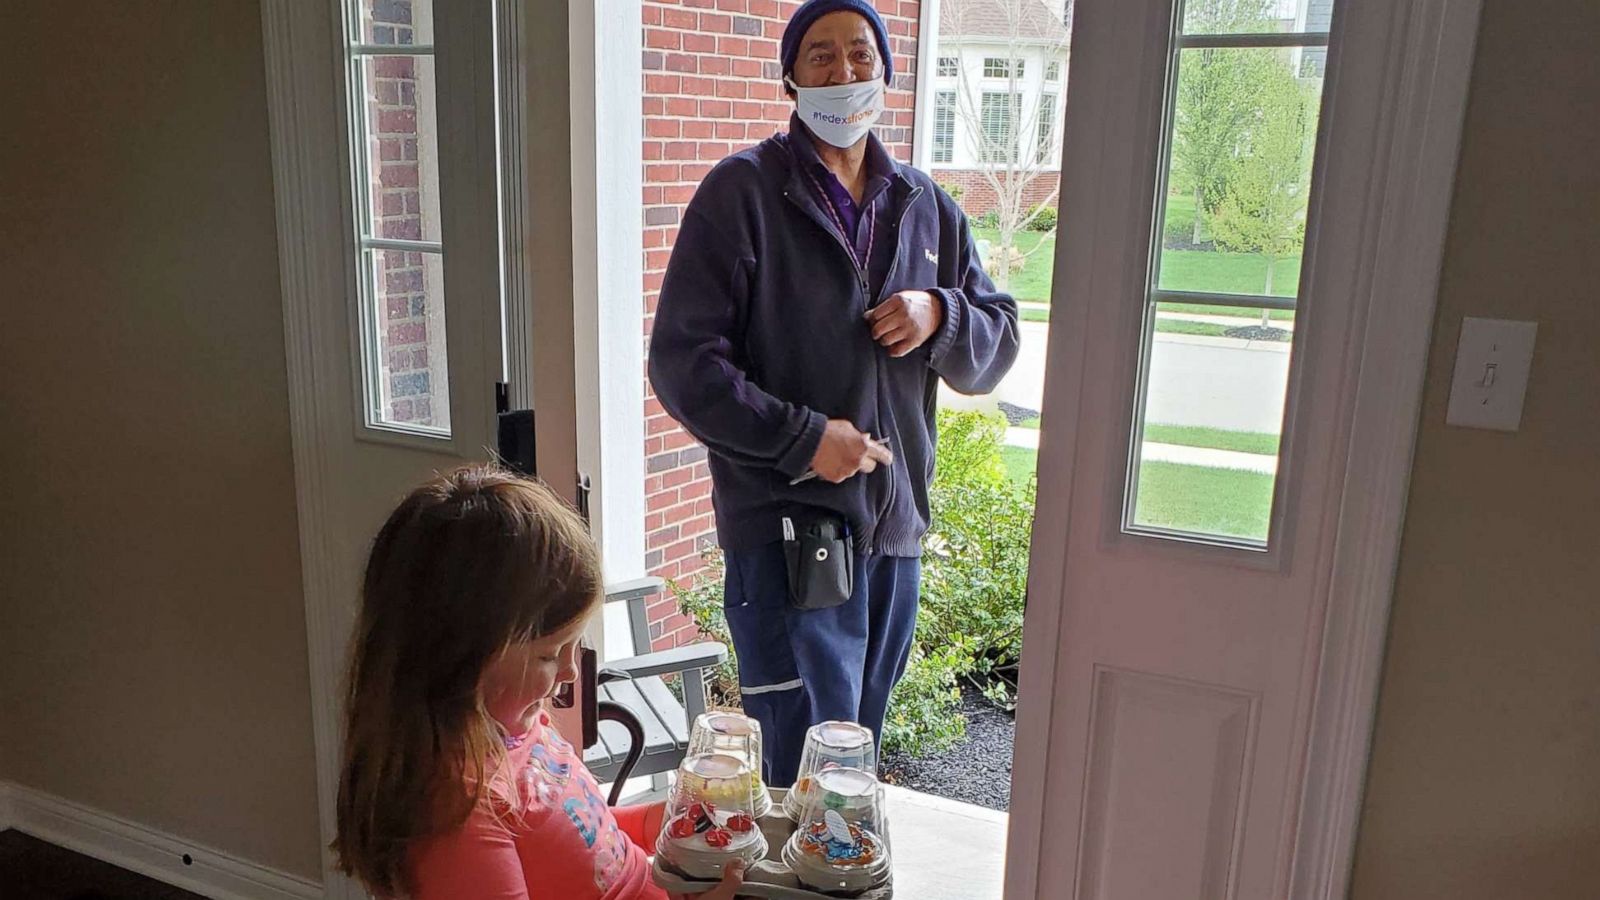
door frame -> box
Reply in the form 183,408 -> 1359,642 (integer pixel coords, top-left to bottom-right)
1003,0 -> 1484,897
262,1 -> 644,896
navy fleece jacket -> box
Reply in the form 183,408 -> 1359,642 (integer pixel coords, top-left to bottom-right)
648,126 -> 1020,557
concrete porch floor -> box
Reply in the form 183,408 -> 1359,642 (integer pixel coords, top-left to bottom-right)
883,784 -> 1008,899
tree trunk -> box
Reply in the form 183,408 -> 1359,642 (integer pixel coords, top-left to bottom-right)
1192,184 -> 1205,245
996,227 -> 1013,291
1261,258 -> 1275,327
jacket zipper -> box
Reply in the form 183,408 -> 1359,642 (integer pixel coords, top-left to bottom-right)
785,182 -> 926,553
870,185 -> 925,549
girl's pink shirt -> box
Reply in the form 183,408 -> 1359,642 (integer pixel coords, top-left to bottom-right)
408,710 -> 669,900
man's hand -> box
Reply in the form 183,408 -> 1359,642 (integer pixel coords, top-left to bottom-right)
865,290 -> 944,358
810,420 -> 895,483
669,861 -> 746,899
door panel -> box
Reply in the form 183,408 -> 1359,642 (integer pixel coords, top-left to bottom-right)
1011,0 -> 1419,896
1077,669 -> 1256,900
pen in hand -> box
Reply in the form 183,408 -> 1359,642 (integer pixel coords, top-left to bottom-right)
790,435 -> 892,485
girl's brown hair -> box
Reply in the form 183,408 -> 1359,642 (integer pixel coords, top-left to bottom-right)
332,464 -> 601,897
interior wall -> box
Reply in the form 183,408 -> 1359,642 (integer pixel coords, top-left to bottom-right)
0,0 -> 322,881
1348,0 -> 1600,896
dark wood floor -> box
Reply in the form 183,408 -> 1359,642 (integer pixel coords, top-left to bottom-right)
0,830 -> 209,900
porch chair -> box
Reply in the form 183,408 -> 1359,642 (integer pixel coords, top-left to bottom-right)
580,576 -> 727,803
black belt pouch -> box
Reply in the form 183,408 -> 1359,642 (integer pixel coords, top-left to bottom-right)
781,510 -> 854,611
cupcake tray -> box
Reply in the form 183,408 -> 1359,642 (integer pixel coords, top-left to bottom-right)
651,789 -> 893,899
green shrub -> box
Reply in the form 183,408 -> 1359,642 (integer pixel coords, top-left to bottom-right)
882,645 -> 966,754
920,410 -> 1034,709
1024,204 -> 1058,232
666,550 -> 742,710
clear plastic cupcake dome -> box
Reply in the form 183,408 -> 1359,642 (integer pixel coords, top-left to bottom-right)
785,720 -> 878,821
656,752 -> 768,880
781,766 -> 892,894
687,711 -> 771,817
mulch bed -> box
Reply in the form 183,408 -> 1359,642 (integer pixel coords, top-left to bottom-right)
996,402 -> 1039,427
1223,325 -> 1293,342
881,685 -> 1015,812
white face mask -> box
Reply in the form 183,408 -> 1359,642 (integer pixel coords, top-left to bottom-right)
787,77 -> 885,149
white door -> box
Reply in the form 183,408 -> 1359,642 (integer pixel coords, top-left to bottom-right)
1004,0 -> 1479,896
264,1 -> 590,892
284,0 -> 508,711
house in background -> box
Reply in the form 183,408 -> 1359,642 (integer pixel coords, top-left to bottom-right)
925,0 -> 1070,217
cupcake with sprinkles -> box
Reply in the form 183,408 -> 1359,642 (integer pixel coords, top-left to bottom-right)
781,767 -> 891,895
655,753 -> 768,880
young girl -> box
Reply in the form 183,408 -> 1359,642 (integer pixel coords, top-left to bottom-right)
333,465 -> 744,900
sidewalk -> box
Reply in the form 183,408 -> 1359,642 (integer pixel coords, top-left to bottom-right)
1004,427 -> 1278,474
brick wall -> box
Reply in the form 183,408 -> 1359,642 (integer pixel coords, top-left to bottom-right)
641,0 -> 923,649
928,168 -> 1060,218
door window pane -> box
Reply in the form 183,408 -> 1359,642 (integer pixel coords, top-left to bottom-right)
1156,47 -> 1322,298
1130,302 -> 1292,543
362,56 -> 443,244
1180,0 -> 1326,36
368,250 -> 451,431
355,0 -> 435,46
1126,0 -> 1335,548
346,0 -> 451,435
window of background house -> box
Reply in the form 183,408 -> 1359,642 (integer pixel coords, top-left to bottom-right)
938,55 -> 960,77
934,91 -> 957,164
980,91 -> 1021,163
983,57 -> 1012,78
1035,93 -> 1057,164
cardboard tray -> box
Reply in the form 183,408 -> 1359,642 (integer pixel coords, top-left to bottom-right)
650,789 -> 892,899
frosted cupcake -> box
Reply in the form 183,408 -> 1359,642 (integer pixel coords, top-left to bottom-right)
656,753 -> 768,880
781,767 -> 891,894
785,721 -> 877,821
687,711 -> 772,818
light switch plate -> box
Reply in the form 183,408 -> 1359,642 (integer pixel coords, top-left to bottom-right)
1445,317 -> 1538,432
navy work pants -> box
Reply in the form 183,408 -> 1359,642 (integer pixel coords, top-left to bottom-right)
722,543 -> 920,786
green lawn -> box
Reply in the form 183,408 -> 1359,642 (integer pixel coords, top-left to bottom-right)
1001,445 -> 1039,485
1158,250 -> 1301,298
1145,424 -> 1279,455
999,446 -> 1273,541
1132,461 -> 1273,541
1017,421 -> 1280,457
1157,302 -> 1295,322
973,227 -> 1056,304
974,192 -> 1303,305
1155,319 -> 1231,338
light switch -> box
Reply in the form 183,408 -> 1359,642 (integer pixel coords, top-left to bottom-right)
1445,317 -> 1538,432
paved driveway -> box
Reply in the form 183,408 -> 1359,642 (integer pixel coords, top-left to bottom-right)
944,320 -> 1292,435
